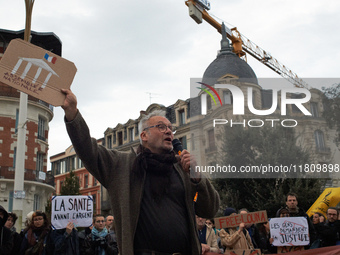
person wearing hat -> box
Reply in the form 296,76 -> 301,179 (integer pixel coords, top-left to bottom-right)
0,205 -> 14,255
219,207 -> 254,252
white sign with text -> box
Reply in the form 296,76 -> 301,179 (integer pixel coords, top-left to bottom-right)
270,217 -> 309,246
51,195 -> 93,230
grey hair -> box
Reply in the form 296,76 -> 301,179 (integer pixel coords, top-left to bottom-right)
138,110 -> 167,144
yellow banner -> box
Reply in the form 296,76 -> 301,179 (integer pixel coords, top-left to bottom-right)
307,187 -> 340,217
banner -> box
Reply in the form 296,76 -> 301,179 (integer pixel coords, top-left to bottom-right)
51,195 -> 93,229
270,217 -> 309,246
224,249 -> 261,255
214,210 -> 267,229
307,187 -> 340,217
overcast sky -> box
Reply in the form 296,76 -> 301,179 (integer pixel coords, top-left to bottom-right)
2,0 -> 340,169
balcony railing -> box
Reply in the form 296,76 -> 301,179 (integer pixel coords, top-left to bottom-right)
0,166 -> 54,186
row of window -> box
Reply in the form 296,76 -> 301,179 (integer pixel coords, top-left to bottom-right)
51,156 -> 83,176
7,191 -> 40,212
15,110 -> 47,140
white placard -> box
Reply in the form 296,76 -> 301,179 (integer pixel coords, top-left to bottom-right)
51,195 -> 93,230
269,217 -> 309,246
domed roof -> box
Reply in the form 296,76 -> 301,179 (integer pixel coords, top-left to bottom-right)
202,24 -> 258,86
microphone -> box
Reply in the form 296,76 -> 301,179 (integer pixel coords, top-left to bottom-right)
172,139 -> 183,155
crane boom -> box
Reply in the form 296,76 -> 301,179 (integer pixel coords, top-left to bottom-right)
185,0 -> 309,89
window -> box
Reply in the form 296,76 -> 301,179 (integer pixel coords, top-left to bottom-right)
77,157 -> 83,169
60,181 -> 64,192
207,96 -> 212,110
118,132 -> 123,146
85,174 -> 88,188
13,147 -> 17,168
60,160 -> 66,174
124,127 -> 127,141
15,109 -> 19,133
34,194 -> 40,211
179,136 -> 187,150
8,191 -> 13,212
107,135 -> 112,149
310,102 -> 319,117
179,110 -> 186,125
223,91 -> 233,105
113,132 -> 116,144
129,127 -> 134,142
36,153 -> 44,173
94,177 -> 98,186
315,130 -> 326,151
207,129 -> 216,149
38,117 -> 46,141
191,133 -> 195,151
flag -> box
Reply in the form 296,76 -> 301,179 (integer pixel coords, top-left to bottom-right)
307,187 -> 340,217
44,53 -> 57,64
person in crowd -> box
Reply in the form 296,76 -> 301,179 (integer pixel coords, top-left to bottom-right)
239,208 -> 258,248
278,208 -> 289,218
254,222 -> 275,254
105,215 -> 114,232
61,88 -> 220,255
81,215 -> 118,255
219,207 -> 254,252
52,221 -> 79,255
319,214 -> 325,223
196,215 -> 220,254
78,225 -> 92,253
5,212 -> 22,255
311,212 -> 323,225
310,212 -> 325,249
0,206 -> 13,255
206,218 -> 223,253
20,211 -> 34,239
20,210 -> 54,255
276,193 -> 316,246
315,207 -> 340,247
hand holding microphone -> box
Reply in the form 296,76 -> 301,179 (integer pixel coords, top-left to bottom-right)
172,139 -> 195,173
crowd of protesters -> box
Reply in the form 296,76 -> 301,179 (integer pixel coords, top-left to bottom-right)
0,205 -> 118,255
1,192 -> 340,254
195,193 -> 340,254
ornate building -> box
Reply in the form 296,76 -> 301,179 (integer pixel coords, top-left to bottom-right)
0,29 -> 58,227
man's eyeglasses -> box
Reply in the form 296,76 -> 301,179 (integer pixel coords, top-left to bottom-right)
143,124 -> 176,134
96,220 -> 105,223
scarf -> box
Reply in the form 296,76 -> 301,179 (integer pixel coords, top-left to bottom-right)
92,227 -> 108,238
92,227 -> 108,255
132,145 -> 177,202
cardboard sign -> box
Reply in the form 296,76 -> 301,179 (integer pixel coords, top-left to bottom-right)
214,210 -> 268,229
224,249 -> 261,255
51,195 -> 93,230
277,246 -> 304,253
269,217 -> 309,246
0,39 -> 77,106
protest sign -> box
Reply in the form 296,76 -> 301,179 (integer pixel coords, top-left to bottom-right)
0,39 -> 77,106
270,217 -> 309,246
51,195 -> 93,230
277,246 -> 304,253
214,210 -> 267,229
224,249 -> 261,255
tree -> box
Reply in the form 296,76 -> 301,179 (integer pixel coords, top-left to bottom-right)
212,125 -> 326,217
60,170 -> 81,195
322,83 -> 340,149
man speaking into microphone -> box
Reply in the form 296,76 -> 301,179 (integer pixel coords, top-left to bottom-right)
61,89 -> 220,255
